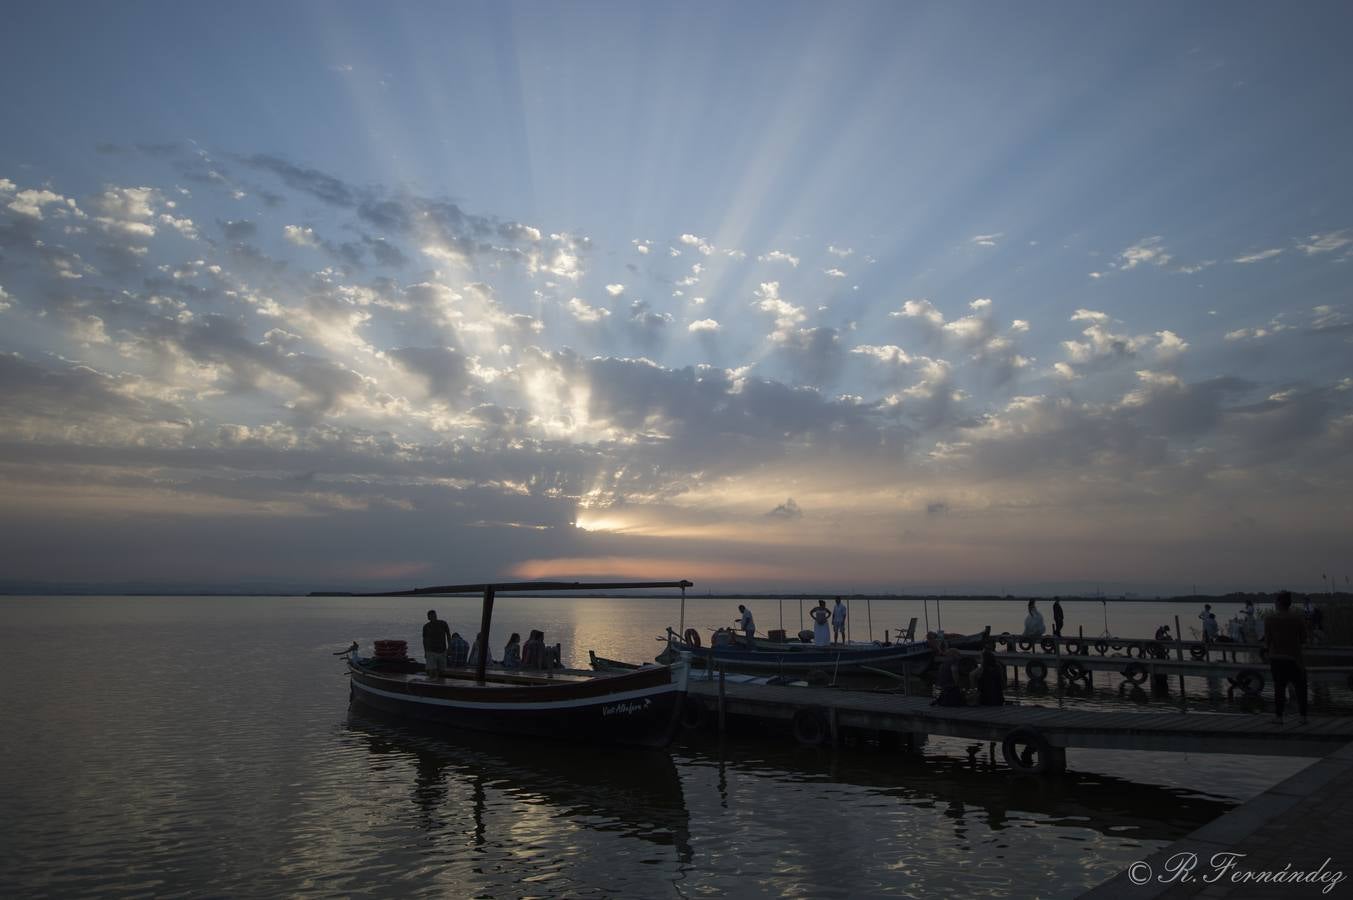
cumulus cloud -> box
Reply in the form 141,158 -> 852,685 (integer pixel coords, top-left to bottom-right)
688,319 -> 720,333
823,267 -> 846,278
284,224 -> 320,247
758,249 -> 800,267
566,297 -> 611,323
970,233 -> 1003,247
678,233 -> 715,255
767,497 -> 802,519
605,283 -> 625,296
826,245 -> 853,257
753,281 -> 806,341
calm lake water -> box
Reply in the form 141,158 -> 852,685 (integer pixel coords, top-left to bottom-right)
0,595 -> 1326,898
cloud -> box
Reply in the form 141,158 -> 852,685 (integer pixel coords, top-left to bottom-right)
219,219 -> 257,241
826,245 -> 853,257
823,267 -> 846,278
766,498 -> 802,519
566,297 -> 611,323
284,225 -> 320,247
1233,248 -> 1283,264
970,233 -> 1003,247
1296,230 -> 1352,256
753,281 -> 806,341
678,233 -> 715,255
1116,236 -> 1172,271
632,239 -> 651,255
758,250 -> 800,267
6,187 -> 83,219
238,154 -> 357,206
688,319 -> 720,333
605,283 -> 625,297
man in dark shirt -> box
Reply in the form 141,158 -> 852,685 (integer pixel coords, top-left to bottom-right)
1264,591 -> 1308,724
1052,598 -> 1065,638
422,610 -> 452,677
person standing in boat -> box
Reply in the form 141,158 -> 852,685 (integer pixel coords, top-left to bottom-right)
736,605 -> 755,645
831,597 -> 848,645
810,600 -> 831,646
502,633 -> 522,668
422,610 -> 453,677
1052,598 -> 1065,638
1023,599 -> 1045,637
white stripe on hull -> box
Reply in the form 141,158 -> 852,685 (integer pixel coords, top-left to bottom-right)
352,677 -> 682,712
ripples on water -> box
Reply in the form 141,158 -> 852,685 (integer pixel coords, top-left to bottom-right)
0,596 -> 1321,898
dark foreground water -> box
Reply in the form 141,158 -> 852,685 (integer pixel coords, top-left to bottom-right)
0,596 -> 1322,899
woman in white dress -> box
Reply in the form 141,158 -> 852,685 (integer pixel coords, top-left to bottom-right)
810,600 -> 832,646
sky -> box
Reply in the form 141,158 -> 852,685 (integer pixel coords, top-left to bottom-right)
0,1 -> 1350,595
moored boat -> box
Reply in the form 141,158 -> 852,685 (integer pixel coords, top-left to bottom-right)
340,578 -> 695,748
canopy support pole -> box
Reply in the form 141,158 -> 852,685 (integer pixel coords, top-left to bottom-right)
475,586 -> 494,685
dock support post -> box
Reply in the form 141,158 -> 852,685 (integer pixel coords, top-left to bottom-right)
829,706 -> 839,747
475,586 -> 494,686
1175,614 -> 1186,702
717,665 -> 726,734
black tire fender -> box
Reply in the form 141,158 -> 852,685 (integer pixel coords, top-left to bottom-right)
680,695 -> 706,730
1040,637 -> 1057,654
1025,659 -> 1049,682
1122,662 -> 1147,684
684,628 -> 702,649
792,707 -> 830,747
1094,640 -> 1109,655
1002,726 -> 1052,775
1190,645 -> 1207,661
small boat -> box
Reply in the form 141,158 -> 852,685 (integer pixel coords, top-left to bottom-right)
341,579 -> 694,748
656,624 -> 987,676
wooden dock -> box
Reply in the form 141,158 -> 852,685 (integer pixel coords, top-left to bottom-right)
687,678 -> 1353,775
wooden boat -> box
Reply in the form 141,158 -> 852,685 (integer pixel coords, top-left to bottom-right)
341,579 -> 694,748
655,625 -> 987,676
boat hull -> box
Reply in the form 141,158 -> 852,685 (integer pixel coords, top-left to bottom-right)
658,640 -> 938,674
349,660 -> 688,748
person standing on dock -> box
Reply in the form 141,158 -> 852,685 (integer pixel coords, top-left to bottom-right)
810,600 -> 831,646
422,610 -> 453,677
1052,598 -> 1065,637
737,605 -> 755,645
1265,590 -> 1308,725
1023,599 -> 1045,637
1198,602 -> 1213,641
832,597 -> 848,644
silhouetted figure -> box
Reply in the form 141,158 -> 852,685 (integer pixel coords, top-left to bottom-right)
933,649 -> 964,707
1052,598 -> 1064,638
447,631 -> 469,667
1023,600 -> 1045,637
977,646 -> 1005,706
832,597 -> 848,644
810,600 -> 831,646
1265,590 -> 1308,725
521,629 -> 547,669
422,610 -> 452,677
1198,603 -> 1213,642
736,605 -> 755,644
502,633 -> 522,668
1155,624 -> 1171,641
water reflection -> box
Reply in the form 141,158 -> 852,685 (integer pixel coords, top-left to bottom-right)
344,709 -> 693,863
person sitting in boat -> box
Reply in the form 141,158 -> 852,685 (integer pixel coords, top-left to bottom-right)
467,632 -> 495,668
502,633 -> 522,668
977,644 -> 1005,706
736,605 -> 755,645
832,597 -> 847,644
1023,599 -> 1045,637
423,610 -> 453,677
933,649 -> 964,707
447,631 -> 470,668
521,630 -> 547,669
810,600 -> 831,646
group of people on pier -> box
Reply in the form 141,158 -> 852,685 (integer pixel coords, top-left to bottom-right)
421,610 -> 555,677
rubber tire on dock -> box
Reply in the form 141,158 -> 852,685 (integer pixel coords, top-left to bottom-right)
1017,639 -> 1034,652
1001,726 -> 1061,776
1122,661 -> 1148,685
1094,640 -> 1109,655
1060,660 -> 1087,683
1228,669 -> 1265,698
1190,645 -> 1208,661
680,695 -> 707,730
1064,640 -> 1084,656
1040,637 -> 1057,654
684,628 -> 702,648
792,707 -> 830,747
1145,642 -> 1168,660
1025,659 -> 1049,683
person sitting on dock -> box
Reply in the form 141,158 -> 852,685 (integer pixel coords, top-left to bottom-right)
1154,624 -> 1171,641
832,597 -> 848,644
502,633 -> 522,668
447,631 -> 469,668
423,610 -> 453,677
977,644 -> 1005,706
1052,598 -> 1064,637
1265,590 -> 1308,725
521,630 -> 547,669
933,648 -> 965,707
1023,599 -> 1045,637
810,600 -> 832,646
736,605 -> 755,645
